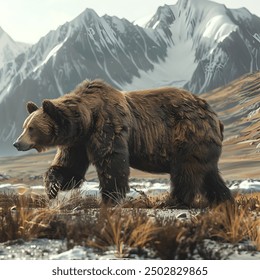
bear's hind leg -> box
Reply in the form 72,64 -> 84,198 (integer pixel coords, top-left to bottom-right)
170,162 -> 203,208
201,169 -> 233,206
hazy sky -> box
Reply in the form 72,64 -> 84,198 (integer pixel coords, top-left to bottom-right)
0,0 -> 259,44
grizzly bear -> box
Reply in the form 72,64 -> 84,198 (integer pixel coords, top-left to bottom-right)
13,80 -> 232,206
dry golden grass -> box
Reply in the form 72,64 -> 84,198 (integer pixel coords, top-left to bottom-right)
87,208 -> 159,256
198,204 -> 255,243
0,191 -> 259,259
0,192 -> 59,242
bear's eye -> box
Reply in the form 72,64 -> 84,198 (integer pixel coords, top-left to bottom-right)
28,127 -> 34,133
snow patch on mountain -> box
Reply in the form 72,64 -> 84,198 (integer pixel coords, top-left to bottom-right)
124,37 -> 196,90
0,27 -> 30,68
134,13 -> 155,28
129,0 -> 258,92
33,36 -> 68,73
202,15 -> 238,42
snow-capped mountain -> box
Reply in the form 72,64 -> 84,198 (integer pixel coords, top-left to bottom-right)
0,0 -> 260,155
0,8 -> 169,154
0,27 -> 29,68
139,0 -> 260,93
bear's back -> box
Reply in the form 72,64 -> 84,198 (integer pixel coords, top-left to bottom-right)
125,86 -> 223,154
125,87 -> 216,124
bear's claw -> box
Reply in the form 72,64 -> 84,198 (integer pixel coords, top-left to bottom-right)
48,183 -> 61,199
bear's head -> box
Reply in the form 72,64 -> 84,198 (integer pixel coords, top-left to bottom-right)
13,100 -> 70,152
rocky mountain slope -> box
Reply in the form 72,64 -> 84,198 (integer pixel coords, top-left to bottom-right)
140,0 -> 260,93
0,27 -> 29,68
0,0 -> 259,155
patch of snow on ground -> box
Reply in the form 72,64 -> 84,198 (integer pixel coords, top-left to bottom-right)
50,246 -> 93,260
50,245 -> 122,260
0,180 -> 170,198
1,180 -> 260,197
230,180 -> 260,194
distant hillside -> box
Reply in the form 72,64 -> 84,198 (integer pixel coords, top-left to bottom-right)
202,71 -> 260,179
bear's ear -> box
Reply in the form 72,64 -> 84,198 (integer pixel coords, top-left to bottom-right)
27,102 -> 39,114
42,100 -> 62,123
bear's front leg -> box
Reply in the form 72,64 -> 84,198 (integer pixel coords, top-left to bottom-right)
95,136 -> 130,204
97,158 -> 130,203
44,144 -> 89,199
44,165 -> 84,199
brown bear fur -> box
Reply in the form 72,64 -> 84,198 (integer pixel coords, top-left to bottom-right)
14,80 -> 232,206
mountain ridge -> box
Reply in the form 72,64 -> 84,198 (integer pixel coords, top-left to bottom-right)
0,26 -> 30,68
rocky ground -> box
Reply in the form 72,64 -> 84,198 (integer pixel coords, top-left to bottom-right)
0,174 -> 260,260
1,237 -> 259,260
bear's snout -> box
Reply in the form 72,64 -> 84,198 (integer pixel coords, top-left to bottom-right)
13,141 -> 21,151
13,138 -> 33,151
